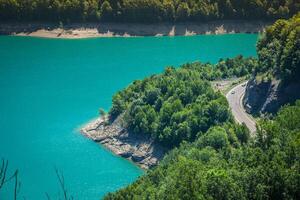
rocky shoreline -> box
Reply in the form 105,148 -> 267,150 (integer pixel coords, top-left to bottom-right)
80,116 -> 166,169
0,20 -> 272,38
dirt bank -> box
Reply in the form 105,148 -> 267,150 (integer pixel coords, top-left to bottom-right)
0,20 -> 271,38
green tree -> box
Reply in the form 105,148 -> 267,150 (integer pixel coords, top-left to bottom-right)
176,2 -> 190,21
197,126 -> 229,150
100,0 -> 113,21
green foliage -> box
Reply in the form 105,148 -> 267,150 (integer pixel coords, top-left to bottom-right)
234,123 -> 250,144
257,13 -> 300,82
176,2 -> 190,21
215,55 -> 258,79
109,56 -> 257,147
105,15 -> 300,199
0,0 -> 299,22
197,126 -> 229,150
109,93 -> 126,120
105,101 -> 300,200
101,0 -> 113,21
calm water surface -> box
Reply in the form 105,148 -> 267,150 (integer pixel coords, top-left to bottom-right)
0,34 -> 257,199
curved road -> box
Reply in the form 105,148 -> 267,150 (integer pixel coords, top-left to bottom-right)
226,82 -> 257,134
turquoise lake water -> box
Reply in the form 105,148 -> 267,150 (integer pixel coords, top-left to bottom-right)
0,34 -> 257,199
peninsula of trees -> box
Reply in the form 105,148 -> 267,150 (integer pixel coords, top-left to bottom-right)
109,56 -> 257,148
0,0 -> 299,23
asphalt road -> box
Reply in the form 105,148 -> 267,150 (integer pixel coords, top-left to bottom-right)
226,82 -> 257,134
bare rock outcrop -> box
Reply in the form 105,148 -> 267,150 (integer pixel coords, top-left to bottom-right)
243,78 -> 300,115
80,115 -> 166,169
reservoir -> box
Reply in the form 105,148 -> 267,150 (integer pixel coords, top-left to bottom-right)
0,34 -> 257,199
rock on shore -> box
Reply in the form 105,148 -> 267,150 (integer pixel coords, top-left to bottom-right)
80,115 -> 166,169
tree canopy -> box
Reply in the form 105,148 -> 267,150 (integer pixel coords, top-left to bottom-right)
109,55 -> 257,148
0,0 -> 299,22
257,13 -> 300,82
104,14 -> 300,199
105,99 -> 300,200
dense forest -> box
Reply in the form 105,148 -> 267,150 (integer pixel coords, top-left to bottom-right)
257,12 -> 300,82
105,101 -> 300,200
109,55 -> 257,148
0,0 -> 299,23
104,14 -> 300,199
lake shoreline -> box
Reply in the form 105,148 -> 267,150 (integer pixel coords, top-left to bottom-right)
0,20 -> 271,39
80,115 -> 166,169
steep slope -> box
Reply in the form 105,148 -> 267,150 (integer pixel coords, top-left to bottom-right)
244,13 -> 300,115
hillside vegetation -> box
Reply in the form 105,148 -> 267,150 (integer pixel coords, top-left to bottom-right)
109,56 -> 257,148
105,101 -> 300,200
0,0 -> 299,23
257,12 -> 300,82
104,14 -> 300,199
243,13 -> 300,115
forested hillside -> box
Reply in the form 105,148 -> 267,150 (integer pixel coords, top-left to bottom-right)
104,14 -> 300,199
257,12 -> 300,82
105,101 -> 300,200
0,0 -> 299,23
243,13 -> 300,114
